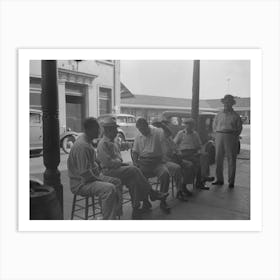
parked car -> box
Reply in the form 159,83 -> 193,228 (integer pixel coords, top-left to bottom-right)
97,113 -> 138,145
160,111 -> 241,164
30,109 -> 79,156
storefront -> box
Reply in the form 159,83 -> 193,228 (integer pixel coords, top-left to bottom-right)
30,60 -> 121,132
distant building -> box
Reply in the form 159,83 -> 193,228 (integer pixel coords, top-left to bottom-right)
30,60 -> 121,132
121,94 -> 250,124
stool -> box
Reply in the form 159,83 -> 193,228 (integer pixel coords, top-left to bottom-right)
71,188 -> 131,220
71,194 -> 101,220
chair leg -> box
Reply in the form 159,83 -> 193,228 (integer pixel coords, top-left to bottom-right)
71,194 -> 77,220
91,196 -> 95,219
171,176 -> 175,198
85,197 -> 89,220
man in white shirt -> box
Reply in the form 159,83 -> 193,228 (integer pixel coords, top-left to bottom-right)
212,94 -> 243,188
97,116 -> 168,219
67,118 -> 122,220
132,118 -> 171,213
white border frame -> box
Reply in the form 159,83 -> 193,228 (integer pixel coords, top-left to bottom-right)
19,49 -> 262,232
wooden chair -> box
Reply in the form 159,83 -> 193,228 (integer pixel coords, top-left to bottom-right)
71,194 -> 101,220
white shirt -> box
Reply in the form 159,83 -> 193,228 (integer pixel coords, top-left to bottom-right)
213,109 -> 243,135
133,126 -> 165,158
174,129 -> 202,151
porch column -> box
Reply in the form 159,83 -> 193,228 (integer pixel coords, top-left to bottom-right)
87,83 -> 96,117
41,60 -> 63,219
191,60 -> 200,129
58,79 -> 66,130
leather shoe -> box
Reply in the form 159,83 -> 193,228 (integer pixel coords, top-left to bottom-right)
228,183 -> 235,188
212,180 -> 224,185
203,176 -> 215,182
149,190 -> 169,201
132,208 -> 146,219
142,199 -> 152,211
176,191 -> 189,202
160,200 -> 171,214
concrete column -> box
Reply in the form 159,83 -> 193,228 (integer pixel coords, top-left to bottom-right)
191,60 -> 200,130
114,60 -> 121,113
87,83 -> 97,117
58,79 -> 66,131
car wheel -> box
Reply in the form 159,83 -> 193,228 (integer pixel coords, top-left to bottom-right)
62,135 -> 76,154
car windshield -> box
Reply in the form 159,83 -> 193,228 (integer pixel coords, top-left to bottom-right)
117,116 -> 126,123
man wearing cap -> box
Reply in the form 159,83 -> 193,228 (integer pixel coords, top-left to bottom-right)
152,119 -> 189,201
174,118 -> 214,190
212,94 -> 243,188
67,117 -> 122,220
132,118 -> 171,213
97,116 -> 168,219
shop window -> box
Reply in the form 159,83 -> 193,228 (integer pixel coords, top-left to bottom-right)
99,87 -> 112,115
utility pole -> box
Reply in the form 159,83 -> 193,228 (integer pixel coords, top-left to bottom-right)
41,60 -> 63,219
191,60 -> 200,129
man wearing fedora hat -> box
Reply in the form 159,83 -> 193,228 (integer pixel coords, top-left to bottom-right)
97,116 -> 168,219
212,94 -> 243,188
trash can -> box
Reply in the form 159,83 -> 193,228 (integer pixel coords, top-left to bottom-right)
30,178 -> 63,220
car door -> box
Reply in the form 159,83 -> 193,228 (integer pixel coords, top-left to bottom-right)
126,116 -> 137,140
116,116 -> 128,139
30,112 -> 43,149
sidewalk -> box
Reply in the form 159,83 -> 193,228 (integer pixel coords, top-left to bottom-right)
32,149 -> 250,220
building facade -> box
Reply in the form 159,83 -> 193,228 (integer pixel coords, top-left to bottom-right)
30,60 -> 121,132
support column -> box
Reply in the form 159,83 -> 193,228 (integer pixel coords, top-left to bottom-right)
113,60 -> 121,114
58,79 -> 66,131
191,60 -> 200,130
41,60 -> 63,219
87,84 -> 96,117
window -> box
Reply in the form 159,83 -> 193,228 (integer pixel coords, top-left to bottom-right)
99,87 -> 112,115
117,116 -> 127,124
30,113 -> 41,124
127,117 -> 136,124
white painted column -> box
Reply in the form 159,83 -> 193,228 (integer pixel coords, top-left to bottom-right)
114,60 -> 121,113
88,83 -> 98,118
58,79 -> 66,131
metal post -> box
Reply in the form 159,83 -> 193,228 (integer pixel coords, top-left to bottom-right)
191,60 -> 200,130
41,60 -> 63,219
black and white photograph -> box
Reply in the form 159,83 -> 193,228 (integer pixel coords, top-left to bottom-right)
1,1 -> 280,280
19,49 -> 260,230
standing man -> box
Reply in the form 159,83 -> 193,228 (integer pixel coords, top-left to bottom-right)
67,118 -> 122,220
97,117 -> 168,219
132,118 -> 171,213
212,94 -> 243,188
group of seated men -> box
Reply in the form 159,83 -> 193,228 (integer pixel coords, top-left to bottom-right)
67,115 -> 214,220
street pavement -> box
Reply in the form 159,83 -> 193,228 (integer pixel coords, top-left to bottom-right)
30,148 -> 250,220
